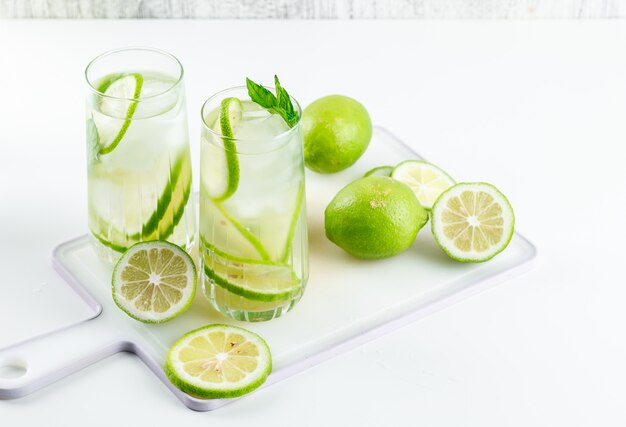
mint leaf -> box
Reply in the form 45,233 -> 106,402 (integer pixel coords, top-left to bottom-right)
274,75 -> 297,126
246,78 -> 277,110
246,76 -> 299,128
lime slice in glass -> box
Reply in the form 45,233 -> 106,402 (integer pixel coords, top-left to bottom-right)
206,97 -> 243,201
391,160 -> 456,210
95,73 -> 144,155
203,253 -> 300,302
112,241 -> 196,322
431,182 -> 515,262
165,324 -> 272,399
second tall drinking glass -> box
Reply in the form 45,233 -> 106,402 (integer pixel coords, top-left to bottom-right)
200,87 -> 309,321
85,48 -> 195,263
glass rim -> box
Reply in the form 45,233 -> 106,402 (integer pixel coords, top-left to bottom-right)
200,85 -> 302,143
84,46 -> 184,102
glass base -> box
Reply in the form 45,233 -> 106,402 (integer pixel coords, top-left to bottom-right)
203,278 -> 305,322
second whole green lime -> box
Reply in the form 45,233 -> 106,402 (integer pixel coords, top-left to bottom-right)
302,95 -> 372,173
325,176 -> 428,259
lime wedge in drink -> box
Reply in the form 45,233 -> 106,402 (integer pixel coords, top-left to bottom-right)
391,160 -> 456,210
90,152 -> 193,253
94,73 -> 144,155
165,324 -> 272,399
201,197 -> 270,261
203,252 -> 300,302
204,97 -> 242,201
112,241 -> 196,323
431,182 -> 515,262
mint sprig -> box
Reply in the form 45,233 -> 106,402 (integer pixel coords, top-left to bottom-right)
246,75 -> 299,127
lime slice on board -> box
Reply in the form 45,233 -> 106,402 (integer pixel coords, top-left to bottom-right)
431,182 -> 515,262
95,73 -> 144,155
364,165 -> 393,177
112,241 -> 197,323
391,160 -> 456,210
165,324 -> 272,399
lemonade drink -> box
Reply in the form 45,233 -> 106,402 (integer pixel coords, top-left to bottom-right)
200,87 -> 308,321
85,48 -> 195,263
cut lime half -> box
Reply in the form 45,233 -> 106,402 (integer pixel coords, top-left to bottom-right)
391,160 -> 456,210
165,324 -> 272,399
431,182 -> 515,262
112,241 -> 196,323
96,73 -> 144,155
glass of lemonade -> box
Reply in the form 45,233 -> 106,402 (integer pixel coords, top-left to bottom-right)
85,47 -> 195,263
200,86 -> 309,321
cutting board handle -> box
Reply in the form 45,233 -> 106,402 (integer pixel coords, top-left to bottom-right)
0,314 -> 122,399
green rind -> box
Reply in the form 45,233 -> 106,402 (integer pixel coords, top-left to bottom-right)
214,97 -> 242,202
203,263 -> 300,302
111,240 -> 197,323
212,201 -> 271,261
280,182 -> 305,263
98,73 -> 144,155
364,165 -> 393,178
90,151 -> 193,253
430,182 -> 515,263
164,324 -> 272,399
391,159 -> 456,210
200,235 -> 288,268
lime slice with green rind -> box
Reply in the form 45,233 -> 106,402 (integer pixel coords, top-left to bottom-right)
90,151 -> 193,253
95,73 -> 144,155
203,252 -> 301,302
112,240 -> 196,323
431,182 -> 515,262
364,165 -> 393,177
209,284 -> 293,314
201,196 -> 270,261
279,182 -> 305,262
391,160 -> 456,210
164,324 -> 272,399
208,97 -> 242,202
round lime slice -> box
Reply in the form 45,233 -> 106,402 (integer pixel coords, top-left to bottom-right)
391,160 -> 456,210
112,241 -> 196,323
95,73 -> 144,155
431,182 -> 515,262
165,324 -> 272,399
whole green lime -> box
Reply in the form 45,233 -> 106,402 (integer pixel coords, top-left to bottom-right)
325,176 -> 428,259
302,95 -> 372,173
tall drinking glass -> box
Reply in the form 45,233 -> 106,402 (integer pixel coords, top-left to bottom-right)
85,48 -> 195,263
200,87 -> 309,321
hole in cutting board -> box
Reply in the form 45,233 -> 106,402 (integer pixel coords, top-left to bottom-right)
0,359 -> 28,379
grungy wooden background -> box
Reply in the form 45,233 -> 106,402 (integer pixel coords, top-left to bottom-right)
0,0 -> 623,18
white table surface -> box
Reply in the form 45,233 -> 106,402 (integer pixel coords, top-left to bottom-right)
1,20 -> 625,426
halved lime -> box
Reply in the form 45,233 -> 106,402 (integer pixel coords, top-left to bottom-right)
165,324 -> 272,399
391,160 -> 456,210
112,241 -> 196,322
364,165 -> 393,177
431,182 -> 515,262
96,73 -> 144,155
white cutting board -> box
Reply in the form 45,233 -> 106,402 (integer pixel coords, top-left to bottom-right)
0,127 -> 536,411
